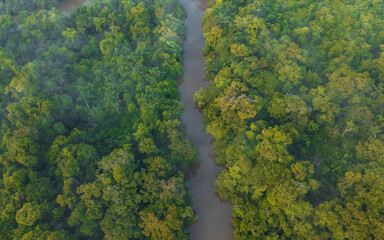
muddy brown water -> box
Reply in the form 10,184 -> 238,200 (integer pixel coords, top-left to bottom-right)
178,0 -> 233,239
58,0 -> 87,14
58,0 -> 233,238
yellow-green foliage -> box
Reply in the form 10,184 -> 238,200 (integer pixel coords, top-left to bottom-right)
200,0 -> 384,238
0,0 -> 196,239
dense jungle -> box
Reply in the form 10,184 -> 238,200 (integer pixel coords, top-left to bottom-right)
1,0 -> 384,239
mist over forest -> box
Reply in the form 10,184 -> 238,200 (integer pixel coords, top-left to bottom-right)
0,0 -> 197,239
0,0 -> 384,239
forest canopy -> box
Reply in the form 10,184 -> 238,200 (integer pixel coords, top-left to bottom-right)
0,0 -> 59,14
3,0 -> 384,239
199,0 -> 384,239
0,0 -> 197,239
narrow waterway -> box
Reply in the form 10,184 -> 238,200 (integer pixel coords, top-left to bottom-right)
178,0 -> 233,239
58,0 -> 232,238
58,0 -> 87,14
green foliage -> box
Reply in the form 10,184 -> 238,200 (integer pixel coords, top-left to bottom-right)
0,0 -> 59,14
201,0 -> 384,238
0,0 -> 195,239
15,202 -> 42,227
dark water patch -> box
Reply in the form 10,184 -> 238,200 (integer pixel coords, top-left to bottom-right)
185,159 -> 202,181
58,0 -> 87,14
198,0 -> 208,11
194,102 -> 204,114
176,77 -> 185,86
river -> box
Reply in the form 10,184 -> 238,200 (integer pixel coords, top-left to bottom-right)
177,0 -> 233,239
58,0 -> 87,14
58,0 -> 233,238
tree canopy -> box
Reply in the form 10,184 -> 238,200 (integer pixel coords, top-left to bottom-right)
199,0 -> 384,238
0,0 -> 197,239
